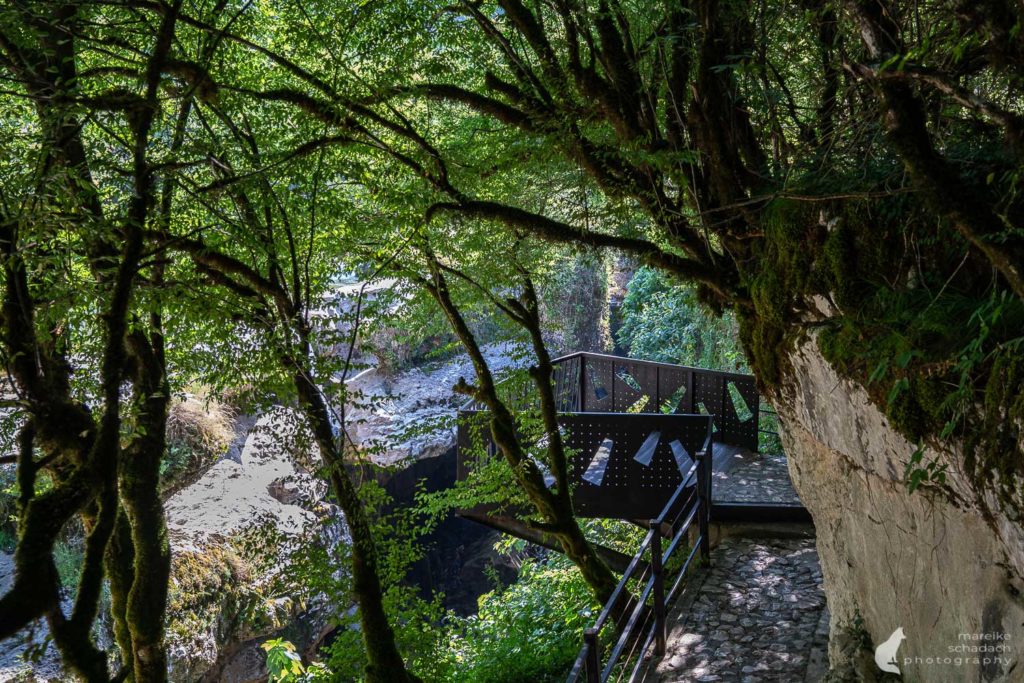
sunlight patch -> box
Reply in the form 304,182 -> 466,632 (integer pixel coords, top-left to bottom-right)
582,438 -> 613,486
633,431 -> 660,466
627,396 -> 650,413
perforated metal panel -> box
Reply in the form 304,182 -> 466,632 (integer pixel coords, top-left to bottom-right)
582,356 -> 614,412
562,412 -> 712,518
455,353 -> 762,521
657,365 -> 690,414
456,409 -> 712,520
552,355 -> 761,450
692,372 -> 723,436
611,361 -> 657,412
718,377 -> 759,450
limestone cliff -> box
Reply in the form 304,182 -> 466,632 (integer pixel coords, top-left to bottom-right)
778,335 -> 1024,682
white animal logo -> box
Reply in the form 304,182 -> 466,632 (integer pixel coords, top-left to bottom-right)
874,626 -> 905,674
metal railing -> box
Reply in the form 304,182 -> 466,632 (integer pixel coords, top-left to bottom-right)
459,354 -> 761,455
566,439 -> 713,683
550,352 -> 761,452
757,401 -> 781,453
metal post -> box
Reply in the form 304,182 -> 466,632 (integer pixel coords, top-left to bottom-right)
655,366 -> 661,410
651,524 -> 667,655
698,451 -> 711,563
584,627 -> 600,683
610,358 -> 615,411
686,370 -> 695,413
579,355 -> 586,412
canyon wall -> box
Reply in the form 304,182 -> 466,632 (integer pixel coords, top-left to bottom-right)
778,335 -> 1024,682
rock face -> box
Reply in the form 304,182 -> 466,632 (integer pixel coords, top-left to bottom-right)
778,336 -> 1024,682
159,346 -> 524,680
1,345 -> 522,683
345,342 -> 526,465
164,407 -> 339,683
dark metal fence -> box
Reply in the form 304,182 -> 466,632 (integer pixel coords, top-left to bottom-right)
456,352 -> 762,519
453,352 -> 797,680
566,446 -> 713,683
457,409 -> 714,519
551,353 -> 760,452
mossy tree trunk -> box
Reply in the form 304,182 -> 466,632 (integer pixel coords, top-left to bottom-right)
419,252 -> 619,605
291,360 -> 421,683
0,3 -> 184,680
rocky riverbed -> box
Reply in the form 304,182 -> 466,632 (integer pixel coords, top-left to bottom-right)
1,344 -> 524,682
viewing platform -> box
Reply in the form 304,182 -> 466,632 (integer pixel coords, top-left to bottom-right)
453,352 -> 818,682
456,352 -> 809,526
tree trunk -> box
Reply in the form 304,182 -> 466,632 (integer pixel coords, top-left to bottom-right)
291,370 -> 420,683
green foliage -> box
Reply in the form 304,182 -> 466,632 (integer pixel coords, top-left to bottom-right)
53,539 -> 84,596
431,558 -> 596,683
0,465 -> 16,542
0,527 -> 14,554
541,254 -> 610,353
904,444 -> 948,494
263,639 -> 306,682
617,268 -> 748,373
267,553 -> 597,683
4,0 -> 1024,675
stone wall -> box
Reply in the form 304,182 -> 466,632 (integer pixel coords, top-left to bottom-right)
778,336 -> 1024,682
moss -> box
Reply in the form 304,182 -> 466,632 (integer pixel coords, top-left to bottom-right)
741,198 -> 826,386
972,349 -> 1024,505
734,161 -> 1024,510
822,220 -> 858,310
166,545 -> 250,641
817,320 -> 862,376
738,313 -> 786,386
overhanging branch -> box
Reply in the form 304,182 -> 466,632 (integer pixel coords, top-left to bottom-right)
426,199 -> 735,300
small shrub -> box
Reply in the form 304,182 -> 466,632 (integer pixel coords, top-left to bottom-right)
162,391 -> 236,492
53,539 -> 84,596
262,638 -> 305,682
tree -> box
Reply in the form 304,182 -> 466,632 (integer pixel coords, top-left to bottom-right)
616,267 -> 747,371
148,108 -> 423,680
165,0 -> 1024,674
206,0 -> 1024,495
0,1 -> 196,679
3,0 -> 1023,678
410,243 -> 620,603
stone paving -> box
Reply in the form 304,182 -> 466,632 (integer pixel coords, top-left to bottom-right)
713,452 -> 802,505
649,536 -> 827,682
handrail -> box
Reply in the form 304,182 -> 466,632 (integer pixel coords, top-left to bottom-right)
566,433 -> 713,683
462,351 -> 759,414
582,458 -> 699,639
552,350 -> 755,382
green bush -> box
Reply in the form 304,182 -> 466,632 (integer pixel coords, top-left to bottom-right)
431,558 -> 596,682
265,555 -> 596,683
53,538 -> 84,596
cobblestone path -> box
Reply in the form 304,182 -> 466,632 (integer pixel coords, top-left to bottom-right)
713,453 -> 802,505
649,536 -> 828,682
